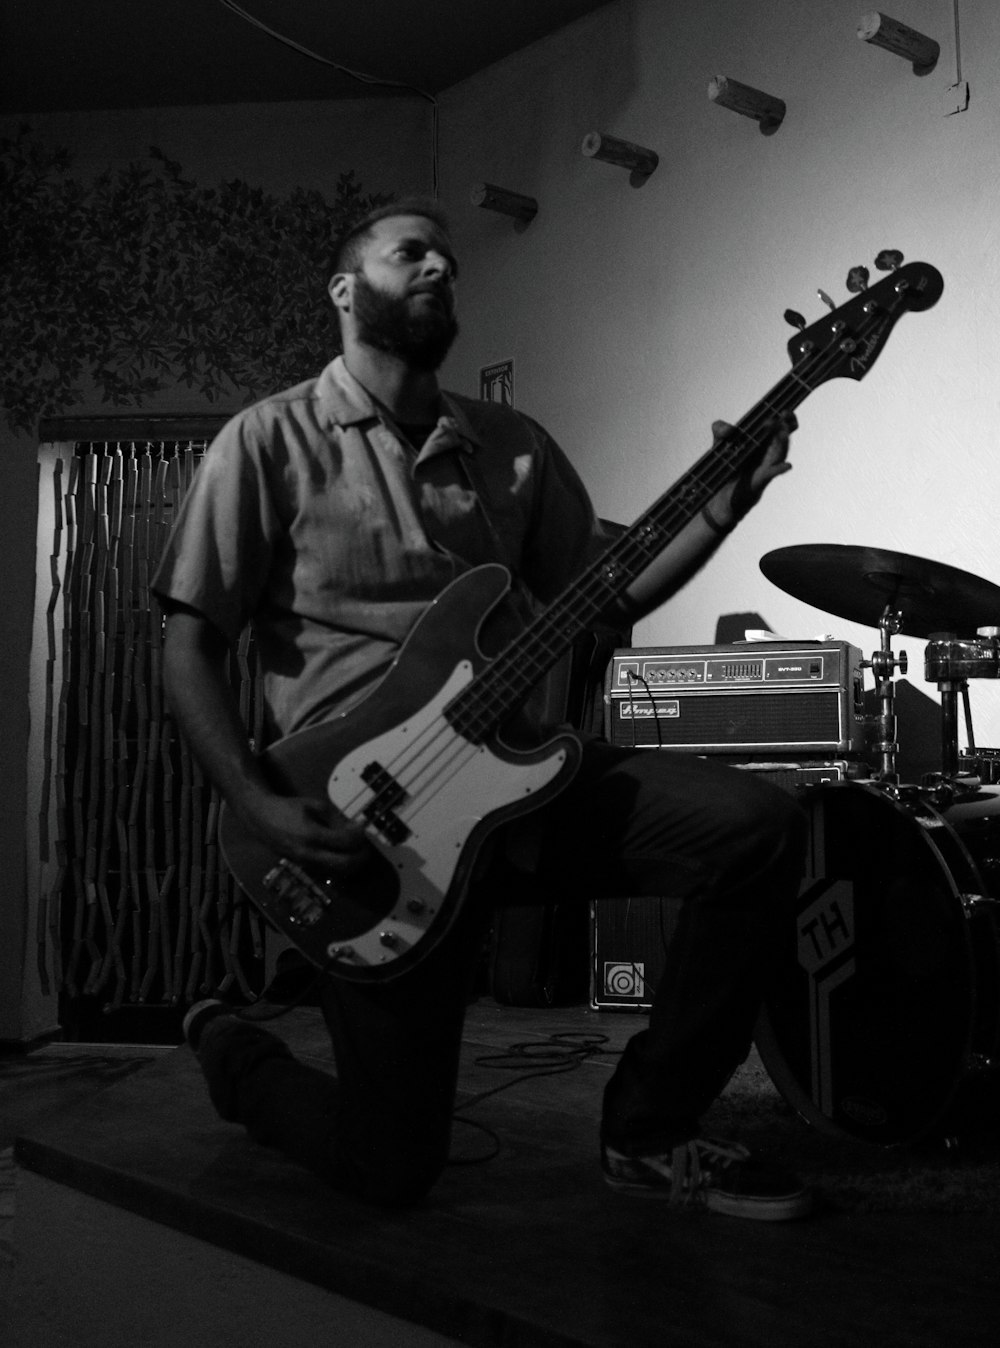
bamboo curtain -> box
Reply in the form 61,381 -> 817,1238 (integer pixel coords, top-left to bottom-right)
36,440 -> 265,1013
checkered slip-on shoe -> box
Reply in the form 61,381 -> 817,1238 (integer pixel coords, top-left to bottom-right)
602,1136 -> 812,1221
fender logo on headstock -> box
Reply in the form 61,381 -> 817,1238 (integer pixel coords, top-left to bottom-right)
790,260 -> 943,387
849,327 -> 889,377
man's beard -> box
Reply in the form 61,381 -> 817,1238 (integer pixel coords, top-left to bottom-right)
351,272 -> 459,371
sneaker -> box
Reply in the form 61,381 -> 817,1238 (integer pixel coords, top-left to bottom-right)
602,1137 -> 812,1221
182,998 -> 234,1053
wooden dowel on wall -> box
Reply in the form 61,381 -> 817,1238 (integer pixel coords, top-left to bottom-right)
709,75 -> 786,134
858,11 -> 939,74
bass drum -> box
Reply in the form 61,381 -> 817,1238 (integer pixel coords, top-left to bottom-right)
756,780 -> 1000,1145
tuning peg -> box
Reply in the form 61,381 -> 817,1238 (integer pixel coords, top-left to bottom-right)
783,308 -> 806,331
875,249 -> 904,271
846,266 -> 870,293
817,289 -> 836,311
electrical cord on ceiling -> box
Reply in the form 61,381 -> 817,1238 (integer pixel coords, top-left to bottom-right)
217,0 -> 440,196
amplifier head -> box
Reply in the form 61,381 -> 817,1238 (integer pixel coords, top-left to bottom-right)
605,641 -> 868,757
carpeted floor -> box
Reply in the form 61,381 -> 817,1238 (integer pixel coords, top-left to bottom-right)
701,1051 -> 1000,1214
0,1148 -> 13,1271
0,1046 -> 160,1151
0,1044 -> 163,1268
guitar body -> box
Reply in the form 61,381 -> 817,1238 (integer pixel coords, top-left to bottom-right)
219,565 -> 582,981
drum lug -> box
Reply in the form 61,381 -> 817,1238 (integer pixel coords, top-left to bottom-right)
959,892 -> 999,917
969,1052 -> 997,1075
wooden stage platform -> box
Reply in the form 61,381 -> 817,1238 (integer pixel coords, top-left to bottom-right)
12,1000 -> 1000,1347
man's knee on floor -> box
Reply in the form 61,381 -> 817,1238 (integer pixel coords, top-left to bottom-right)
347,1138 -> 448,1209
196,1019 -> 297,1123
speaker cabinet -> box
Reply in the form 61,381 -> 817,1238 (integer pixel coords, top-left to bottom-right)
590,896 -> 682,1010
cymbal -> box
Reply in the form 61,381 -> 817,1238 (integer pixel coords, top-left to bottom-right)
759,544 -> 1000,638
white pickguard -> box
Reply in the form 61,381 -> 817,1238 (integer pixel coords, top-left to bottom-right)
325,661 -> 568,969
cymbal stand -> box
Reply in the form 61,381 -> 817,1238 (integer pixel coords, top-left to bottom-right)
934,676 -> 974,780
863,604 -> 907,782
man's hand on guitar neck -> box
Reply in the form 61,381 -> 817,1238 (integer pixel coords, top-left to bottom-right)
702,412 -> 796,535
608,413 -> 797,626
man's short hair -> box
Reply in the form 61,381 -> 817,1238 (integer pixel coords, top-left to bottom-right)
332,198 -> 451,277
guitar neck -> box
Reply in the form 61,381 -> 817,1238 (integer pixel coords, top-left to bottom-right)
449,369 -> 809,742
447,258 -> 944,742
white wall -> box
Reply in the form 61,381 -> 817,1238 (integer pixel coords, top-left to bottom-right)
438,0 -> 1000,752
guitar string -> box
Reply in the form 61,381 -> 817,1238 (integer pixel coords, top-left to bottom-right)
455,295 -> 900,735
460,347 -> 855,725
331,395 -> 783,823
356,363 -> 804,829
334,289 -> 903,832
386,359 -> 846,786
332,684 -> 488,831
457,410 -> 817,727
331,285 -> 913,838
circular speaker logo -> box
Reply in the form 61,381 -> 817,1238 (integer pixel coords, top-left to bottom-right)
603,961 -> 645,998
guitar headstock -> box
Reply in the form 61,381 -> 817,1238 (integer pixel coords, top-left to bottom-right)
786,257 -> 943,385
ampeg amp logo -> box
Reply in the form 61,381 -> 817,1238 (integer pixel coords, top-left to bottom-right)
603,961 -> 645,999
618,701 -> 679,719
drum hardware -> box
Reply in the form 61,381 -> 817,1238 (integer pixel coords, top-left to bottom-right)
924,631 -> 1000,682
927,675 -> 972,782
960,747 -> 1000,784
860,603 -> 907,780
761,545 -> 1000,788
924,627 -> 1000,783
960,892 -> 1000,918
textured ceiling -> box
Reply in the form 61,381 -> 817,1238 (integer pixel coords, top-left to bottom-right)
2,0 -> 610,114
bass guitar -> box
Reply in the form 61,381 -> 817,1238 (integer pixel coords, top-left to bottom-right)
220,259 -> 943,981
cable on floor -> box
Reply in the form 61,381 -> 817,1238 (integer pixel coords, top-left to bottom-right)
450,1030 -> 622,1166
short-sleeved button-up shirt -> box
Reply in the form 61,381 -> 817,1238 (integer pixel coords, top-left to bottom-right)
153,357 -> 605,739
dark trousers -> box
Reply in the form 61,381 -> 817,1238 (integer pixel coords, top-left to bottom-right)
198,742 -> 807,1206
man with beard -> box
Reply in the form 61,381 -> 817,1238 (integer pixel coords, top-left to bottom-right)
154,200 -> 811,1219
